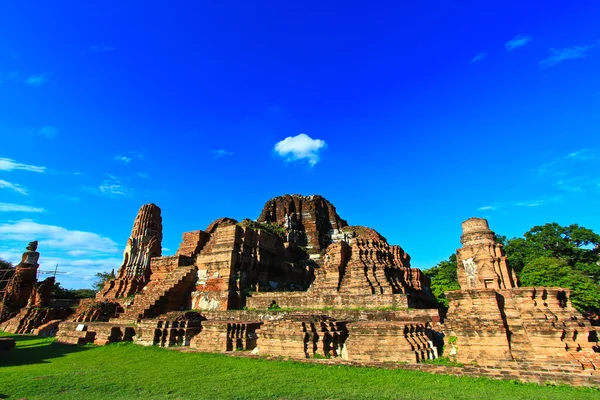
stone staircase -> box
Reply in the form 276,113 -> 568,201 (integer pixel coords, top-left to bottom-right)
118,265 -> 197,321
402,323 -> 438,362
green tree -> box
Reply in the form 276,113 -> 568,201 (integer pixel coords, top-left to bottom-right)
52,283 -> 97,299
0,258 -> 13,270
504,223 -> 600,274
425,254 -> 460,308
519,257 -> 600,312
93,270 -> 116,291
504,223 -> 600,313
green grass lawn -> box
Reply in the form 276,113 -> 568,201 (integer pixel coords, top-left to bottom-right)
0,332 -> 598,400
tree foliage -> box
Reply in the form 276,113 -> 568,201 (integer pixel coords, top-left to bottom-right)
93,270 -> 116,291
51,282 -> 96,299
504,223 -> 600,275
505,223 -> 600,313
0,258 -> 13,270
424,254 -> 460,308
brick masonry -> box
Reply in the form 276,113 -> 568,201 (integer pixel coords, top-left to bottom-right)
50,200 -> 599,387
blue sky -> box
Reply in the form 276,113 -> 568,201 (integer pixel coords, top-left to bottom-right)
1,1 -> 599,288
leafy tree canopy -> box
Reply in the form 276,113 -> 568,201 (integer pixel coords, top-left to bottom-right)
51,282 -> 96,299
93,270 -> 116,291
504,223 -> 600,274
424,254 -> 460,308
0,258 -> 13,270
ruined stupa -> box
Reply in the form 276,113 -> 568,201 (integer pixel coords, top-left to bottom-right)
443,218 -> 599,374
456,218 -> 517,290
1,242 -> 72,334
97,203 -> 163,299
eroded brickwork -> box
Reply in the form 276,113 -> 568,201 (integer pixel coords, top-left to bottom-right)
52,201 -> 599,387
0,241 -> 40,322
444,218 -> 599,376
456,218 -> 517,290
98,203 -> 163,299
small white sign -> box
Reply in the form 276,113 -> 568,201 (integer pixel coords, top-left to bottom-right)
75,324 -> 86,332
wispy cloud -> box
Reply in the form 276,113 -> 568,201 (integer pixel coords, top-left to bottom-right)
0,157 -> 46,173
137,172 -> 150,179
477,205 -> 496,211
37,126 -> 58,137
565,149 -> 594,161
83,174 -> 133,198
537,148 -> 595,175
505,35 -> 532,52
556,176 -> 596,193
25,73 -> 50,86
211,149 -> 233,158
86,45 -> 117,54
99,182 -> 131,197
274,133 -> 327,167
128,150 -> 144,160
516,200 -> 545,207
0,179 -> 28,195
539,41 -> 599,68
114,155 -> 132,163
470,52 -> 487,63
0,203 -> 45,212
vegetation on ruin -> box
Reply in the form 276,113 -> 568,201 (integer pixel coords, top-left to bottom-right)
243,306 -> 407,312
426,223 -> 600,314
1,332 -> 597,400
238,219 -> 287,239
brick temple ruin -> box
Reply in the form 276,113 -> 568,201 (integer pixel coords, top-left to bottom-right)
0,241 -> 72,335
3,194 -> 599,386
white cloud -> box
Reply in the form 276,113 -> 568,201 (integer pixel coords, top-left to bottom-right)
137,172 -> 150,179
211,149 -> 233,158
537,148 -> 595,176
114,155 -> 132,163
470,52 -> 487,63
99,181 -> 131,197
129,150 -> 144,160
516,200 -> 544,207
0,179 -> 28,195
505,35 -> 532,52
0,220 -> 122,289
274,133 -> 327,167
477,205 -> 496,211
0,157 -> 46,173
25,74 -> 50,86
565,149 -> 594,161
0,219 -> 119,253
0,249 -> 122,289
83,175 -> 132,198
0,203 -> 45,212
37,126 -> 58,137
539,41 -> 599,68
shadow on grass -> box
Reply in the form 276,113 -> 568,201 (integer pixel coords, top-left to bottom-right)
0,334 -> 91,367
0,332 -> 48,343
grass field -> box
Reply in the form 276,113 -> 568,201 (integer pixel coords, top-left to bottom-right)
0,332 -> 598,400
